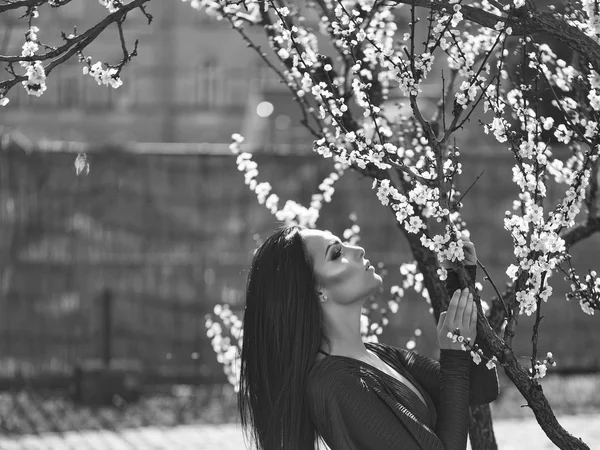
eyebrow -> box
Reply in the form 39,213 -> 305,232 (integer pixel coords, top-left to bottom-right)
325,239 -> 342,259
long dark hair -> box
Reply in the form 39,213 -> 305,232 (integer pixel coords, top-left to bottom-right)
238,224 -> 329,450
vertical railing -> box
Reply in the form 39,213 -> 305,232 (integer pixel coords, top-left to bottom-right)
100,288 -> 113,369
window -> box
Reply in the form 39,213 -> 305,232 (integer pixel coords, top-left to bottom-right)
57,0 -> 85,19
195,58 -> 219,108
59,74 -> 80,108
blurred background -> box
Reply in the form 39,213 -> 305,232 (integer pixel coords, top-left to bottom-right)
0,1 -> 599,449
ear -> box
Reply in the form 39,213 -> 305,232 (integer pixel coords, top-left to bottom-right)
318,291 -> 328,302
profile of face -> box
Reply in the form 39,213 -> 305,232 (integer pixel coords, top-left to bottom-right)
300,229 -> 383,306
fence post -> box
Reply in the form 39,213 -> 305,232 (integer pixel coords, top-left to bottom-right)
101,288 -> 112,369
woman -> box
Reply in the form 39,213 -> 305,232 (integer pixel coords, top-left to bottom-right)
238,224 -> 499,450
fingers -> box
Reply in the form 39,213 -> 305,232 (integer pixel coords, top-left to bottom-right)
461,236 -> 476,253
454,234 -> 477,265
445,289 -> 463,325
447,287 -> 470,326
462,291 -> 474,326
469,297 -> 478,330
455,288 -> 469,328
437,311 -> 447,332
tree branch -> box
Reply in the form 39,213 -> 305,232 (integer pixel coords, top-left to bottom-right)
0,0 -> 45,14
0,0 -> 151,94
386,0 -> 600,75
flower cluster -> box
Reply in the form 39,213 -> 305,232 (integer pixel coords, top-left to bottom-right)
80,57 -> 123,89
397,261 -> 430,302
342,212 -> 361,246
98,0 -> 122,13
372,177 -> 471,271
565,268 -> 600,315
582,0 -> 600,41
530,352 -> 557,380
363,260 -> 431,346
446,328 -> 498,368
205,304 -> 243,391
481,43 -> 598,316
230,133 -> 346,227
20,27 -> 47,98
446,329 -> 473,348
502,160 -> 592,315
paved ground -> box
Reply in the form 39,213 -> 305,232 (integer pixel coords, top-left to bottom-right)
1,413 -> 598,450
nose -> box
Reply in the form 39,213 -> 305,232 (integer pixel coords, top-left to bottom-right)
355,245 -> 365,260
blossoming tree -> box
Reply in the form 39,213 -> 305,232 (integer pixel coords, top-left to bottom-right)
2,0 -> 600,449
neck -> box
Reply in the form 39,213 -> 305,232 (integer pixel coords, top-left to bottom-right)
321,302 -> 370,358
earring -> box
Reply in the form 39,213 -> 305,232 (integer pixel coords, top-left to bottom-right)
321,295 -> 328,302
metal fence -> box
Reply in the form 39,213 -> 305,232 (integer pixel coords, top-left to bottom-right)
2,133 -> 600,385
0,135 -> 254,391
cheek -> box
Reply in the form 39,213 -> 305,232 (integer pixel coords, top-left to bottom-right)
323,266 -> 366,289
318,265 -> 350,288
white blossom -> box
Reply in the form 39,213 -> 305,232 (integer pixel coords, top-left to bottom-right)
531,362 -> 548,379
83,60 -> 123,89
506,264 -> 519,281
486,356 -> 499,370
98,0 -> 120,13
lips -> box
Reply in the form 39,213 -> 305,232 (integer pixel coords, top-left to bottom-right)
365,260 -> 372,270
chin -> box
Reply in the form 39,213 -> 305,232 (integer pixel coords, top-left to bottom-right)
372,272 -> 383,284
369,277 -> 383,292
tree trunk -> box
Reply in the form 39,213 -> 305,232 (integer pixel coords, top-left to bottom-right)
469,405 -> 497,450
396,215 -> 500,450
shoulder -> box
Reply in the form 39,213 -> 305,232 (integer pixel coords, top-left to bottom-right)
365,340 -> 400,354
366,341 -> 440,376
308,357 -> 364,392
307,353 -> 392,397
306,358 -> 374,415
366,341 -> 412,365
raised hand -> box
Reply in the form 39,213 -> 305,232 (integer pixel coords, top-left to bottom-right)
437,288 -> 477,351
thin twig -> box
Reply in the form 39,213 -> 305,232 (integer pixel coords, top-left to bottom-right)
453,169 -> 485,209
477,258 -> 510,318
530,272 -> 547,375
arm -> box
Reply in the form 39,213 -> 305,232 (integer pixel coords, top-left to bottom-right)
436,350 -> 471,449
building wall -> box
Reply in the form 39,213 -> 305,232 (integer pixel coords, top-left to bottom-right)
0,1 -> 274,144
1,2 -> 489,150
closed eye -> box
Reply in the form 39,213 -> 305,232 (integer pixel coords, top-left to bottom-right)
331,246 -> 342,260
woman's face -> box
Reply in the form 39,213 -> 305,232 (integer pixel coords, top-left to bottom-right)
300,229 -> 382,305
